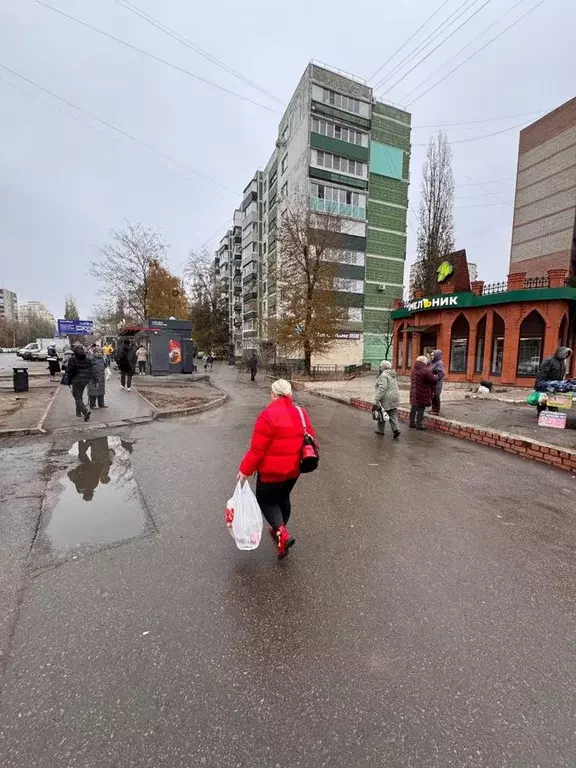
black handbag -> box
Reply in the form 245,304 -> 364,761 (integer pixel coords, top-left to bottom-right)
295,406 -> 319,474
60,372 -> 69,386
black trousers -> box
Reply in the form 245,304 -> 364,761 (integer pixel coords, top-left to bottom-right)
250,370 -> 257,381
431,391 -> 441,413
120,371 -> 132,388
409,405 -> 425,427
256,476 -> 297,530
72,381 -> 89,415
89,394 -> 105,408
138,361 -> 146,373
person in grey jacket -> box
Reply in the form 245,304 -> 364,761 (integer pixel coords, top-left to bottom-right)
373,360 -> 401,439
428,349 -> 446,415
88,347 -> 107,409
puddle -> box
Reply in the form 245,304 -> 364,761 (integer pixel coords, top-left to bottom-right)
45,436 -> 148,552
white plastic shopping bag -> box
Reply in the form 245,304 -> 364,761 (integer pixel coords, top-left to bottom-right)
105,367 -> 112,381
228,481 -> 263,550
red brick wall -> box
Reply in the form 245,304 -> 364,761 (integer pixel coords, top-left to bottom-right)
519,97 -> 576,154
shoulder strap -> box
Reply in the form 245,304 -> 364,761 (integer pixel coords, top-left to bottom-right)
295,405 -> 308,434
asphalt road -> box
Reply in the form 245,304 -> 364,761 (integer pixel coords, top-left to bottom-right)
0,352 -> 48,373
1,367 -> 576,767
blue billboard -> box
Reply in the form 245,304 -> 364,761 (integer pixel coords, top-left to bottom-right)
57,319 -> 94,335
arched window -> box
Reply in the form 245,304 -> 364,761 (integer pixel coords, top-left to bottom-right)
396,323 -> 405,368
449,314 -> 470,372
491,312 -> 505,375
559,315 -> 568,348
517,310 -> 545,377
474,315 -> 487,374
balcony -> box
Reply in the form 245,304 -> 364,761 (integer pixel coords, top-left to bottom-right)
310,197 -> 366,220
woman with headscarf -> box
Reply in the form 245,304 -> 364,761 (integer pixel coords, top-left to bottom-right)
373,360 -> 401,438
87,346 -> 107,409
410,356 -> 438,430
46,343 -> 61,380
428,349 -> 446,415
238,379 -> 316,559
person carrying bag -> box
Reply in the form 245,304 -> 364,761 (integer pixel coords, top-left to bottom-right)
237,379 -> 317,559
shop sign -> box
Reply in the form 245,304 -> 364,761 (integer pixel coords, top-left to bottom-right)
437,261 -> 454,282
406,294 -> 463,313
546,393 -> 573,409
538,410 -> 567,429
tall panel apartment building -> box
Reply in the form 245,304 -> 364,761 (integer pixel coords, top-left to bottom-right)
510,97 -> 576,278
0,288 -> 18,321
215,62 -> 411,366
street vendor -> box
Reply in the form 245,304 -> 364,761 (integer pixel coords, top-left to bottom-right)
535,347 -> 573,391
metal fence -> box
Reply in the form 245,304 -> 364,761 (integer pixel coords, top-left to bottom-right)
481,281 -> 507,295
524,276 -> 549,289
264,362 -> 366,380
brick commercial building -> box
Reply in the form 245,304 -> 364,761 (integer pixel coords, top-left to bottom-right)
510,97 -> 576,277
391,99 -> 576,388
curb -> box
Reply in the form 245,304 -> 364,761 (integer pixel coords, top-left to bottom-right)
37,385 -> 61,433
0,385 -> 60,438
312,391 -> 576,474
154,392 -> 228,419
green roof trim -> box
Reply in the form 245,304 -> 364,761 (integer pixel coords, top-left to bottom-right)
391,286 -> 576,319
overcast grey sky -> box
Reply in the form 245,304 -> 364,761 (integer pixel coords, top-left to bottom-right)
1,0 -> 574,318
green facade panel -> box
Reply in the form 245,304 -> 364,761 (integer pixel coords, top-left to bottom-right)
365,258 -> 404,283
310,132 -> 370,162
364,308 -> 393,332
368,174 -> 408,207
311,102 -> 371,130
372,102 -> 411,124
371,118 -> 411,153
366,228 -> 406,260
309,166 -> 368,189
367,202 -> 407,232
335,292 -> 364,308
364,282 -> 402,307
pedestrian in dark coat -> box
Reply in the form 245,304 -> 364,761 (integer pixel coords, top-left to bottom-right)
116,339 -> 137,390
428,349 -> 446,415
249,352 -> 259,381
88,347 -> 107,409
66,345 -> 97,421
46,344 -> 61,379
409,356 -> 438,430
535,347 -> 573,390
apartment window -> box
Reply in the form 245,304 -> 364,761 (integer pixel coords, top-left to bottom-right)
311,117 -> 367,146
334,278 -> 364,294
281,154 -> 288,174
325,249 -> 365,266
280,181 -> 288,198
348,307 -> 363,322
322,88 -> 360,114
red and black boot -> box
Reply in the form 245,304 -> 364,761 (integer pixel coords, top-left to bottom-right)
276,525 -> 295,559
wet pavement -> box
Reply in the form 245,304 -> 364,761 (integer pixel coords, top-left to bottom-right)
42,369 -> 154,431
1,368 -> 576,766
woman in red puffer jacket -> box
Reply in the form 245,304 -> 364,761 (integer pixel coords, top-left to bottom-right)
238,378 -> 316,558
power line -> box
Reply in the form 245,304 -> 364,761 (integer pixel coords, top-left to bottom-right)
368,0 -> 453,82
376,0 -> 495,97
373,0 -> 482,92
112,0 -> 284,107
0,63 -> 236,198
412,120 -> 528,146
407,0 -> 548,105
412,109 -> 546,128
399,0 -> 529,102
31,0 -> 282,115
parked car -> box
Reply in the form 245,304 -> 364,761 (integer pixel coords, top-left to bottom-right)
17,342 -> 41,360
33,347 -> 63,361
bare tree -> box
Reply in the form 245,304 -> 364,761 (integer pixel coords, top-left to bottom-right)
415,131 -> 455,295
372,312 -> 395,362
91,222 -> 168,323
268,198 -> 349,374
185,248 -> 230,355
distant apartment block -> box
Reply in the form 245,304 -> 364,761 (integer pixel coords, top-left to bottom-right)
215,61 -> 411,367
19,301 -> 56,326
0,288 -> 18,321
510,97 -> 576,278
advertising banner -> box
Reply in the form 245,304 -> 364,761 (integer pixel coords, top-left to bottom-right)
57,319 -> 94,335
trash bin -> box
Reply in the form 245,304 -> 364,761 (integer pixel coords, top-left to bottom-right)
13,367 -> 29,392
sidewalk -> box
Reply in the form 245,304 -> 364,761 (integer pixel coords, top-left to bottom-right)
310,377 -> 576,473
42,371 -> 154,431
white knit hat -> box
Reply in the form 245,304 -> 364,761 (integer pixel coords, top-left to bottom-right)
271,379 -> 292,397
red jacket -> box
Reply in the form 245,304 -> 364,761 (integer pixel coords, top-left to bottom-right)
239,397 -> 316,483
410,361 -> 438,407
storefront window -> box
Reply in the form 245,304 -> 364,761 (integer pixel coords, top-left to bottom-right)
474,315 -> 486,374
449,314 -> 470,373
397,330 -> 404,368
406,333 -> 413,367
516,310 -> 545,377
491,337 -> 504,375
